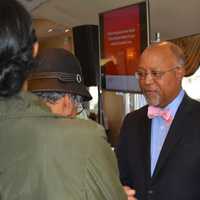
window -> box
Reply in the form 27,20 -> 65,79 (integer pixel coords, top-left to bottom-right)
182,66 -> 200,102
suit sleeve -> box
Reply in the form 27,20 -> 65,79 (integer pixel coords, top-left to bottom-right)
115,114 -> 133,187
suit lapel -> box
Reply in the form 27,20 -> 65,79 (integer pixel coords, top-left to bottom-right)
140,107 -> 152,183
151,94 -> 191,180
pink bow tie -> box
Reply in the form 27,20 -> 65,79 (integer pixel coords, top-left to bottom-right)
148,106 -> 173,125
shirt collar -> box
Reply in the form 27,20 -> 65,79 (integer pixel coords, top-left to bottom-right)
164,89 -> 185,118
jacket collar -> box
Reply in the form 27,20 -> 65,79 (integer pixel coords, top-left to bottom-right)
0,92 -> 58,120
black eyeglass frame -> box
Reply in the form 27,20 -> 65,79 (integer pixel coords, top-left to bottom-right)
135,66 -> 182,80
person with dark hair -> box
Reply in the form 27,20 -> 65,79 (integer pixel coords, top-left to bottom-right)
27,48 -> 92,118
0,0 -> 37,97
0,1 -> 126,199
116,41 -> 200,200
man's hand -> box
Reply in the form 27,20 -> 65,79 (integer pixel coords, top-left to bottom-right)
123,186 -> 137,200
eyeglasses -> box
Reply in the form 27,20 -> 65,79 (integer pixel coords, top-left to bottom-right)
69,95 -> 86,116
135,66 -> 180,80
76,104 -> 84,115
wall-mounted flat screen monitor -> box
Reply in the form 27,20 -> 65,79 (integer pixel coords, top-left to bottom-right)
99,1 -> 149,92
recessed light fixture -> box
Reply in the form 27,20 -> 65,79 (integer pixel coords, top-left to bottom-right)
64,28 -> 70,33
48,28 -> 53,33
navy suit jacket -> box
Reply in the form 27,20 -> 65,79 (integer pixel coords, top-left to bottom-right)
116,94 -> 200,200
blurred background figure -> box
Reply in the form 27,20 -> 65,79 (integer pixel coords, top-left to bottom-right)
27,48 -> 92,118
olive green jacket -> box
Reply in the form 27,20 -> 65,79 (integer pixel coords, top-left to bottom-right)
0,92 -> 126,200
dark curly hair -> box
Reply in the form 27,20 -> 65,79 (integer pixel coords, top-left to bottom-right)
0,0 -> 37,97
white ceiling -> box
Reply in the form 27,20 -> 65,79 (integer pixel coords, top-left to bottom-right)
20,0 -> 200,40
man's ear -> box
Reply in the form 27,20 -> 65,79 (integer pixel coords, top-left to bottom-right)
176,66 -> 185,81
33,42 -> 39,57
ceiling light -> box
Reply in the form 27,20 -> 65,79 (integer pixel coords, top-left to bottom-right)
64,29 -> 70,33
48,28 -> 53,33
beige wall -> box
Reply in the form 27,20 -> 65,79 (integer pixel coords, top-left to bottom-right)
39,33 -> 74,53
102,90 -> 125,146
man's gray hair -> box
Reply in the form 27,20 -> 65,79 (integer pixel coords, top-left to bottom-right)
169,44 -> 186,67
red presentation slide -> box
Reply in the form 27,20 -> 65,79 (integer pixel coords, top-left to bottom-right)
102,5 -> 141,75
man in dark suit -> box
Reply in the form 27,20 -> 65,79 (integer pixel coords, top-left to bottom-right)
116,41 -> 200,200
